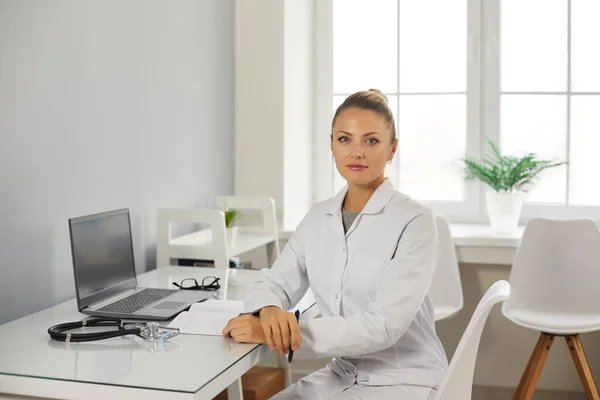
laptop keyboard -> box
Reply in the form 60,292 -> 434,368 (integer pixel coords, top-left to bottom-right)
97,288 -> 176,314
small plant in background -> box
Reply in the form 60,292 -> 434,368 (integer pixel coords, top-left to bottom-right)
462,140 -> 567,193
224,209 -> 241,228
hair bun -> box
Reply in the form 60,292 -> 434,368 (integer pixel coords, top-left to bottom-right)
368,88 -> 388,104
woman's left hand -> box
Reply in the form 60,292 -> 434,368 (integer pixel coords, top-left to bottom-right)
222,314 -> 267,344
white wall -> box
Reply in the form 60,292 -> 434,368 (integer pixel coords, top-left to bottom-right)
235,0 -> 285,210
283,0 -> 314,230
0,0 -> 235,324
235,0 -> 315,230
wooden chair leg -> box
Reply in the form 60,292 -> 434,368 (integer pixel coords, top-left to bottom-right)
513,334 -> 544,399
566,335 -> 600,400
513,332 -> 555,400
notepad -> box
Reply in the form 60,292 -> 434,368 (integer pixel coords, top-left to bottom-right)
167,299 -> 246,335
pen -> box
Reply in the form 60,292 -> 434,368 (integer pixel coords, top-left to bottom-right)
288,310 -> 300,363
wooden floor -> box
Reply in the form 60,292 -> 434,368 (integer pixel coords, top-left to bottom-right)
472,385 -> 586,400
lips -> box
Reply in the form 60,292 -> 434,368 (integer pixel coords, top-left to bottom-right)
347,164 -> 367,171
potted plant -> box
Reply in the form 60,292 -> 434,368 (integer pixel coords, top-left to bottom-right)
462,140 -> 566,233
224,209 -> 241,244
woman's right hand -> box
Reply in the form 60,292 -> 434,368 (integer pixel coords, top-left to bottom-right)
259,306 -> 301,355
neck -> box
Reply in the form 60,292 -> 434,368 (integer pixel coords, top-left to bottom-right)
343,176 -> 385,213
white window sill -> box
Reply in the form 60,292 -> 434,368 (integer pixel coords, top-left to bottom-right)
279,223 -> 523,266
450,223 -> 522,265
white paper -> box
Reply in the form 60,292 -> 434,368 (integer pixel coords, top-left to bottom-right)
188,299 -> 245,314
167,300 -> 245,335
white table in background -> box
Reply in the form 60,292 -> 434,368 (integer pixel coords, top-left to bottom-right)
0,266 -> 318,400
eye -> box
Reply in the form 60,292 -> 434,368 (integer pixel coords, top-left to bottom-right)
367,138 -> 379,145
338,136 -> 349,143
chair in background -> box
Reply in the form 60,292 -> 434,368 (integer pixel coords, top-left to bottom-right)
430,215 -> 464,321
502,218 -> 600,400
156,196 -> 280,269
216,195 -> 280,263
433,280 -> 511,400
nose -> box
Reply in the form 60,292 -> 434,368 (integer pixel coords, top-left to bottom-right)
350,142 -> 365,159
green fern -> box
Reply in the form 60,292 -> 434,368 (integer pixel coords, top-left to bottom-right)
224,209 -> 241,227
462,140 -> 566,193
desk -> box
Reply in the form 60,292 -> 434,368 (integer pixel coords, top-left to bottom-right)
0,266 -> 318,400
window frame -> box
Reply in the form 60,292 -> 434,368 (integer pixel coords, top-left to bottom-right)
486,0 -> 600,221
315,0 -> 600,223
315,0 -> 484,222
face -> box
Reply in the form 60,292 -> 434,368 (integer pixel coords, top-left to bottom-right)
331,107 -> 397,188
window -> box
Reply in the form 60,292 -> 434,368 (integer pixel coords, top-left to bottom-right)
318,0 -> 479,219
316,0 -> 600,222
499,0 -> 600,209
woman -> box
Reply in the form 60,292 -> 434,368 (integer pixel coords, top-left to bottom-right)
223,89 -> 448,399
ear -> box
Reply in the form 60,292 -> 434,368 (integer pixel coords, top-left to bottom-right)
390,138 -> 398,158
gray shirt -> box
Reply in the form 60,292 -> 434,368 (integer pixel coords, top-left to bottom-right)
342,209 -> 360,233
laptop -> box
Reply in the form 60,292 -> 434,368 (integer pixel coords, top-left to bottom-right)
69,208 -> 212,320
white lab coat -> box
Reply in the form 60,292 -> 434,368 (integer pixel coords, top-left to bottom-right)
245,178 -> 448,399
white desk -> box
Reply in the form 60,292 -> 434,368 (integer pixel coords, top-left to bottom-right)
0,266 -> 318,400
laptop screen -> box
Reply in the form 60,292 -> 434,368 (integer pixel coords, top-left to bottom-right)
69,209 -> 137,309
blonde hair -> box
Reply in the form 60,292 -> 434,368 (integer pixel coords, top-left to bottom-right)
332,89 -> 396,141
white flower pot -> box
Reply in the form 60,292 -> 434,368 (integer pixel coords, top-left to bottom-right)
485,191 -> 525,234
226,226 -> 238,245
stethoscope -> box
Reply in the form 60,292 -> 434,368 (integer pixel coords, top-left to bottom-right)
48,317 -> 180,343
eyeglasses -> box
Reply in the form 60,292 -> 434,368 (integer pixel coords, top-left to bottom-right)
172,276 -> 221,291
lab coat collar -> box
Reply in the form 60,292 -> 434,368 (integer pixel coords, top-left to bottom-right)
325,177 -> 397,216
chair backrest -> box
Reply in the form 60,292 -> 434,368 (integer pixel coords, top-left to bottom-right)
434,280 -> 511,400
216,196 -> 280,255
156,208 -> 229,269
503,217 -> 600,315
429,216 -> 464,316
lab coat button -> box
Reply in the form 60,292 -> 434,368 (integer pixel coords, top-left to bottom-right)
335,294 -> 339,299
342,247 -> 346,252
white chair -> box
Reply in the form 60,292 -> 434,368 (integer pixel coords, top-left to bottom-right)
501,218 -> 600,400
156,208 -> 246,305
430,215 -> 464,321
156,208 -> 229,269
433,280 -> 511,400
156,196 -> 280,270
216,195 -> 281,262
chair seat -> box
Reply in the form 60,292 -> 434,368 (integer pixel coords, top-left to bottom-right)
502,308 -> 600,334
434,305 -> 461,321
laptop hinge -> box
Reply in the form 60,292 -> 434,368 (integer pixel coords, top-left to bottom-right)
86,288 -> 138,310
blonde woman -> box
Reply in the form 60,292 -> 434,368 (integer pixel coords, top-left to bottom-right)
224,89 -> 448,399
